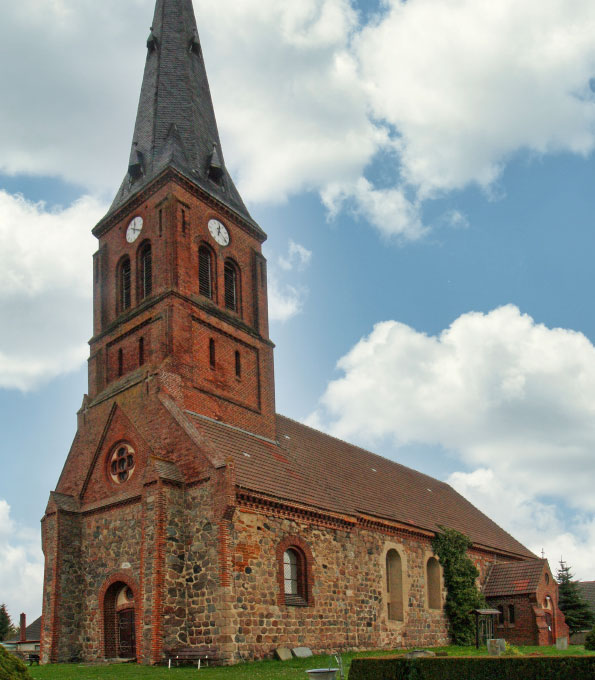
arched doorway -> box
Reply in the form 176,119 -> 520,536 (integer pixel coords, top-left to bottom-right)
103,581 -> 137,659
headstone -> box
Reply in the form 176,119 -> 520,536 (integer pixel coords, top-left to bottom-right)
404,650 -> 436,658
556,637 -> 568,651
487,639 -> 505,656
292,647 -> 313,658
275,647 -> 293,661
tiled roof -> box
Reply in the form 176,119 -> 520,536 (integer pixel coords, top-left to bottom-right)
106,0 -> 260,232
578,581 -> 595,614
185,411 -> 534,559
483,558 -> 547,597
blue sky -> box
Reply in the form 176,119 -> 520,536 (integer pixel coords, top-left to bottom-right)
2,0 -> 595,622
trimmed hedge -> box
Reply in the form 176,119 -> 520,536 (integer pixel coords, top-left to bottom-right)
348,656 -> 595,680
0,646 -> 32,680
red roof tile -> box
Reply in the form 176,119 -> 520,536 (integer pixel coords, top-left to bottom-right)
185,411 -> 534,559
483,559 -> 547,597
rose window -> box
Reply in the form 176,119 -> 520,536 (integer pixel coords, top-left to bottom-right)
109,443 -> 136,484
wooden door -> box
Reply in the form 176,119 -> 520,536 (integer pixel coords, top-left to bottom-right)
118,609 -> 136,658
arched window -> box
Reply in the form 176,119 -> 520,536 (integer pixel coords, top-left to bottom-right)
283,547 -> 307,604
386,549 -> 404,621
235,350 -> 241,379
427,557 -> 441,610
118,257 -> 131,312
508,604 -> 516,624
224,261 -> 239,312
198,246 -> 213,299
139,242 -> 152,300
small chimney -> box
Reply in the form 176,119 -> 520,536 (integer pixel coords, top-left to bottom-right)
20,613 -> 26,643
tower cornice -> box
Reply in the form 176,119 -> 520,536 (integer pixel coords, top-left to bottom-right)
93,167 -> 266,243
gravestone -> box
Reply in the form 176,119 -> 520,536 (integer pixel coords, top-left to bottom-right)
556,637 -> 568,651
275,647 -> 293,661
487,638 -> 505,655
292,647 -> 313,658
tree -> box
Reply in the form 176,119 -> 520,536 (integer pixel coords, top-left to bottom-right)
557,560 -> 594,635
431,527 -> 486,645
0,604 -> 14,642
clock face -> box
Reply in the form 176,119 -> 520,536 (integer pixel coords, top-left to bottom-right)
208,219 -> 230,246
126,216 -> 144,243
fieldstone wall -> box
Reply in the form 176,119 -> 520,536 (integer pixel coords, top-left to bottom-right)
226,509 -> 452,661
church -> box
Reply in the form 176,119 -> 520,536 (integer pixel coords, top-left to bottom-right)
40,0 -> 566,664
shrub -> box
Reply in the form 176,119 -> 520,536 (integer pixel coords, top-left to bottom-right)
0,646 -> 32,680
585,626 -> 595,651
348,656 -> 595,680
431,528 -> 485,645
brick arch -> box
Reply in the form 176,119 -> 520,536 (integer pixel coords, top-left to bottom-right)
98,572 -> 141,660
275,535 -> 315,607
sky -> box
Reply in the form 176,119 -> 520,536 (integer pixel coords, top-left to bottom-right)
2,0 -> 595,623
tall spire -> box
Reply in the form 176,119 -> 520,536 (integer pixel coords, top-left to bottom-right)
108,0 -> 255,227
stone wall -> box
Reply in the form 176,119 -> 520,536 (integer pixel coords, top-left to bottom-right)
225,508 -> 452,661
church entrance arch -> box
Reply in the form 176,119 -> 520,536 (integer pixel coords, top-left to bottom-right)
102,579 -> 138,660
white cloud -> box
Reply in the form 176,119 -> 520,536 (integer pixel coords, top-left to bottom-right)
0,500 -> 44,621
322,178 -> 426,239
0,191 -> 105,391
268,240 -> 312,322
309,305 -> 595,576
4,1 -> 595,238
356,0 -> 595,198
278,241 -> 312,271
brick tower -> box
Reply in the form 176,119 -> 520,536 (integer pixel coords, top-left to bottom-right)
88,0 -> 275,439
41,0 -> 275,664
41,0 -> 544,667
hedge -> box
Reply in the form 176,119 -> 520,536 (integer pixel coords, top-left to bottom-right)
0,646 -> 31,680
348,656 -> 595,680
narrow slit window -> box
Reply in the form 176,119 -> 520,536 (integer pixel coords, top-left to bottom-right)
139,337 -> 145,366
224,261 -> 238,312
159,208 -> 163,237
118,348 -> 124,377
235,350 -> 241,378
181,208 -> 187,234
209,339 -> 216,369
139,243 -> 152,299
198,246 -> 213,299
119,258 -> 131,311
284,549 -> 299,596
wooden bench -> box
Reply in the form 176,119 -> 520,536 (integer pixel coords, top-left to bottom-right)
27,654 -> 40,666
165,646 -> 219,668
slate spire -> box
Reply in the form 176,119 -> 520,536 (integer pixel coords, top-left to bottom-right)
109,0 -> 255,226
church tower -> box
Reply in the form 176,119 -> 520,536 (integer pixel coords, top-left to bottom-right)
89,0 -> 275,439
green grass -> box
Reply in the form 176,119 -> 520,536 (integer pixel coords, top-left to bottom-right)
27,646 -> 595,679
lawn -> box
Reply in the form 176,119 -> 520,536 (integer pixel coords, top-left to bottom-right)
27,646 -> 595,679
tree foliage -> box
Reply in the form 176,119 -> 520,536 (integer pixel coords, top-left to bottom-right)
431,527 -> 486,645
585,626 -> 595,651
0,645 -> 31,680
556,561 -> 594,635
0,605 -> 14,642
